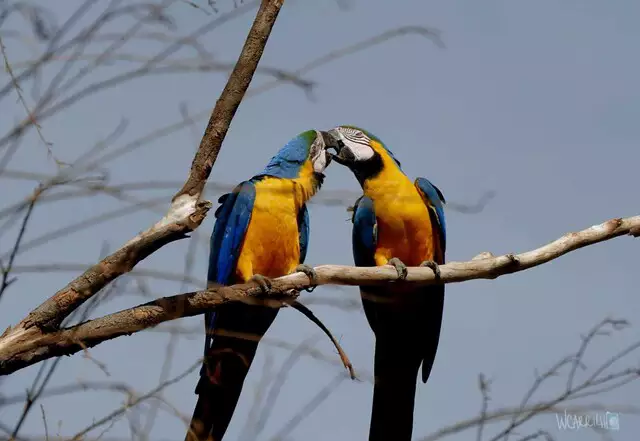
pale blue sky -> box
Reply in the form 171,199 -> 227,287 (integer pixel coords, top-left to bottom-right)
1,1 -> 639,440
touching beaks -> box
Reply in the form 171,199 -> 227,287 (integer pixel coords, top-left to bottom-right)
320,129 -> 352,167
324,130 -> 359,167
320,130 -> 343,155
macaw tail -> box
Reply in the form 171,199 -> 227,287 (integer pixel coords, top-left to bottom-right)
365,286 -> 445,441
186,391 -> 216,441
185,342 -> 256,441
368,337 -> 422,441
185,304 -> 280,441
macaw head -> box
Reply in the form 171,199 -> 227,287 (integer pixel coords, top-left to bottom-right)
321,125 -> 402,184
260,129 -> 335,181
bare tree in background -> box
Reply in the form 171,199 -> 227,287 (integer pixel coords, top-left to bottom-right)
0,1 -> 638,440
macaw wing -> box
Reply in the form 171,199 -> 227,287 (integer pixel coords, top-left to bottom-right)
351,195 -> 383,335
414,177 -> 447,261
204,180 -> 256,353
351,195 -> 377,267
297,204 -> 310,264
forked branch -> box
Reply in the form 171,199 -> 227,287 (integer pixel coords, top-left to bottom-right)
13,0 -> 284,332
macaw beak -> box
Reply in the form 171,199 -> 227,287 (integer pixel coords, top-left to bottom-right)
320,130 -> 352,166
320,130 -> 341,154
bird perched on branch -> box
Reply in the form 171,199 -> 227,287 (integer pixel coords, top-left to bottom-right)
185,130 -> 334,441
323,125 -> 447,441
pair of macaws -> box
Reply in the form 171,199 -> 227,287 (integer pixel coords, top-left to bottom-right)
185,126 -> 447,441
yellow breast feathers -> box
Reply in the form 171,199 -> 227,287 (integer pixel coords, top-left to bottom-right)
363,142 -> 436,267
235,171 -> 317,282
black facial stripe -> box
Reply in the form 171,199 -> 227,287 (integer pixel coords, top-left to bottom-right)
351,152 -> 383,186
342,134 -> 370,147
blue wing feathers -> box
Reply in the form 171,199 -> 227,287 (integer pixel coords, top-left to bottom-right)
208,181 -> 256,284
414,177 -> 447,255
351,196 -> 377,267
208,194 -> 237,283
297,204 -> 310,264
204,181 -> 256,354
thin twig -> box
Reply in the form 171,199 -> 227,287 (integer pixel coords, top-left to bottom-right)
69,360 -> 202,440
269,372 -> 347,441
0,186 -> 39,302
0,36 -> 59,164
39,405 -> 49,441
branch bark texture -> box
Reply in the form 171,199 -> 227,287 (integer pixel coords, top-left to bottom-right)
0,215 -> 637,375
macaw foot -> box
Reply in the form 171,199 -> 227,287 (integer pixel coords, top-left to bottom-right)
295,264 -> 318,293
387,257 -> 408,281
420,260 -> 441,280
250,273 -> 273,293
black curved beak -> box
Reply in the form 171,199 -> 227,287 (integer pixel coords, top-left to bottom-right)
320,130 -> 341,153
320,130 -> 352,165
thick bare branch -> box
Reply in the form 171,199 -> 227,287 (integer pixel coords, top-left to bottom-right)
18,202 -> 211,331
0,281 -> 298,375
0,214 -> 637,375
12,0 -> 284,332
174,0 -> 284,199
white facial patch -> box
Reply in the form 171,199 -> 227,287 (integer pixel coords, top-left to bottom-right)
342,138 -> 375,161
335,127 -> 375,162
311,130 -> 329,173
312,148 -> 328,173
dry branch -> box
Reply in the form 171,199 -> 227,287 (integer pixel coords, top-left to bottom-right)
6,0 -> 284,333
18,203 -> 210,330
0,215 -> 637,375
174,0 -> 283,199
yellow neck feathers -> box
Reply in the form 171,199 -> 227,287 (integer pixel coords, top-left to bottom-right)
362,140 -> 414,201
292,160 -> 322,205
257,160 -> 321,209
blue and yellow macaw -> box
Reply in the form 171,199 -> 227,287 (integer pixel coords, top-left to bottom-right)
185,130 -> 334,441
323,125 -> 447,441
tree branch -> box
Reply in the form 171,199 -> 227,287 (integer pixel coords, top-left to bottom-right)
10,0 -> 284,332
173,0 -> 283,200
0,214 -> 637,375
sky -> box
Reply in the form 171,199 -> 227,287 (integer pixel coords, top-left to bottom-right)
1,0 -> 639,440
